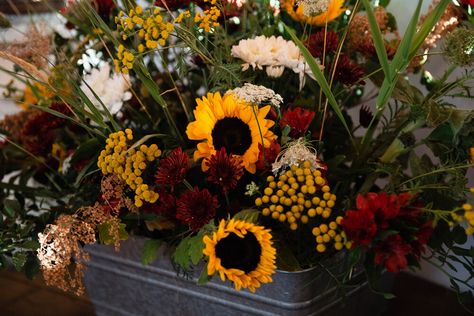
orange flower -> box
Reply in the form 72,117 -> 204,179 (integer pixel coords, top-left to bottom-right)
281,0 -> 345,26
21,82 -> 54,109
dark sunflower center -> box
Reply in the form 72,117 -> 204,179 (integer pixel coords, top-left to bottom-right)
215,232 -> 262,273
211,118 -> 252,156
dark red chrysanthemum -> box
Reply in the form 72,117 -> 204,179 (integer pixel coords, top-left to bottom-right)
176,188 -> 218,231
256,141 -> 281,171
341,209 -> 377,246
93,0 -> 115,16
305,30 -> 339,59
143,190 -> 176,218
358,41 -> 397,60
333,55 -> 365,86
155,0 -> 191,9
155,147 -> 189,186
461,0 -> 474,7
205,148 -> 244,192
374,234 -> 411,273
21,103 -> 71,155
359,105 -> 373,128
280,107 -> 316,138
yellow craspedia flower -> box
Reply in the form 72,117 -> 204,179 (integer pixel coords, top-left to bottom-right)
281,0 -> 345,26
470,147 -> 474,164
186,92 -> 276,174
203,219 -> 277,293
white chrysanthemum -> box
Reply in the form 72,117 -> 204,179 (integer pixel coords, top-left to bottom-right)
296,0 -> 330,16
231,35 -> 321,89
80,63 -> 132,117
272,138 -> 324,175
228,83 -> 284,108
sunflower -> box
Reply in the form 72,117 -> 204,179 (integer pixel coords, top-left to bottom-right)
186,92 -> 276,174
281,0 -> 345,26
203,219 -> 277,293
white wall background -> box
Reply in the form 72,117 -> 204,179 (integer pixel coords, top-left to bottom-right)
0,1 -> 473,289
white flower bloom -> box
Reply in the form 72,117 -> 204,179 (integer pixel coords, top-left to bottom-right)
232,35 -> 322,89
228,83 -> 284,109
272,138 -> 324,175
37,225 -> 67,269
80,63 -> 132,117
296,0 -> 330,16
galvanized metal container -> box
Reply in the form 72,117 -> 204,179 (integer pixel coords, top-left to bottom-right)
84,237 -> 391,316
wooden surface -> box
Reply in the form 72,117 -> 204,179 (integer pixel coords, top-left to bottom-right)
0,269 -> 471,315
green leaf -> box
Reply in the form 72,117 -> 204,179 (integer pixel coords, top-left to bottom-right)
20,240 -> 40,250
189,234 -> 205,266
98,222 -> 129,245
361,0 -> 391,79
383,293 -> 396,300
283,24 -> 353,143
141,239 -> 163,265
3,199 -> 21,218
70,138 -> 102,163
12,252 -> 27,271
197,266 -> 211,285
233,209 -> 260,223
24,254 -> 40,280
173,236 -> 192,270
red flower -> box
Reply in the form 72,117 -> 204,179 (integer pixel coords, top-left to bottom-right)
280,107 -> 316,138
256,141 -> 281,171
155,147 -> 189,187
93,0 -> 115,16
143,190 -> 176,218
341,209 -> 377,246
374,234 -> 411,273
205,148 -> 244,192
356,192 -> 400,229
155,0 -> 191,10
461,0 -> 474,6
333,55 -> 365,86
305,30 -> 339,59
176,188 -> 218,231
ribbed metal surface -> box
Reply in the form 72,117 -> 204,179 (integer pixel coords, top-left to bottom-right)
84,237 -> 391,316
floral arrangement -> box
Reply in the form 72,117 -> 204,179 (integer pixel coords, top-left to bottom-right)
0,0 -> 473,310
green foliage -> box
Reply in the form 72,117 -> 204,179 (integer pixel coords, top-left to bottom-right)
98,222 -> 129,245
141,239 -> 164,265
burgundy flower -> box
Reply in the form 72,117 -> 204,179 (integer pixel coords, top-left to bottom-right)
256,141 -> 281,172
205,148 -> 244,193
143,190 -> 176,218
374,234 -> 411,273
359,41 -> 397,60
341,209 -> 377,247
280,107 -> 316,138
460,0 -> 473,7
305,30 -> 339,59
155,147 -> 189,186
333,55 -> 365,86
93,0 -> 115,16
176,188 -> 218,231
155,0 -> 192,10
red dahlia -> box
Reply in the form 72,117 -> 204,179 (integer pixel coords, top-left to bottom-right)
356,192 -> 401,229
306,30 -> 339,59
155,0 -> 192,9
374,234 -> 411,273
93,0 -> 115,16
155,147 -> 189,187
341,209 -> 377,246
256,141 -> 281,171
205,148 -> 244,193
334,55 -> 365,86
280,107 -> 316,138
176,188 -> 218,231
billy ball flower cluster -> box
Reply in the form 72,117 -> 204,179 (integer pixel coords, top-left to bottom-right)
97,129 -> 162,207
255,161 -> 336,231
312,216 -> 351,253
452,203 -> 474,235
114,5 -> 174,73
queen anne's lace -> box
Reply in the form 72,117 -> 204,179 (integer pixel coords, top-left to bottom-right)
228,83 -> 284,109
272,138 -> 324,175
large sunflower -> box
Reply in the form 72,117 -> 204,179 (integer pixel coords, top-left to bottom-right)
203,219 -> 277,293
186,92 -> 276,174
281,0 -> 345,26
